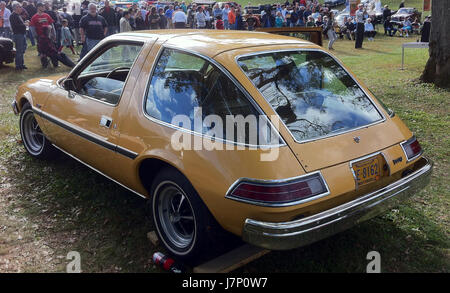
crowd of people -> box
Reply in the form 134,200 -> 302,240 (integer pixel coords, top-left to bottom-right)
0,0 -> 430,70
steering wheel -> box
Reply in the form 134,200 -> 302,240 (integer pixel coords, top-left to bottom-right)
106,66 -> 130,79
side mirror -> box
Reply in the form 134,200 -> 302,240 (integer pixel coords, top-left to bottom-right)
63,78 -> 76,91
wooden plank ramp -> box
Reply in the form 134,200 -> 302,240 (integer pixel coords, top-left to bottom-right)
193,244 -> 270,273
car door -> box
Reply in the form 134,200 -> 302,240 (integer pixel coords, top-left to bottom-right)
41,39 -> 154,178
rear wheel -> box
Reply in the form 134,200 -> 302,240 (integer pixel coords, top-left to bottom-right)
151,167 -> 222,262
20,103 -> 56,159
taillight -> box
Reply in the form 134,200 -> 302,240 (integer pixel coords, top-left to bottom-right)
226,172 -> 329,206
401,136 -> 423,161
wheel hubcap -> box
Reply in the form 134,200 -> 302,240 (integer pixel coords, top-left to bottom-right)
157,184 -> 195,250
22,111 -> 44,155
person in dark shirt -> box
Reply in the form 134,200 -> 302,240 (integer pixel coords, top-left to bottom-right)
23,1 -> 36,18
399,0 -> 405,9
45,3 -> 61,47
39,25 -> 75,68
147,7 -> 160,30
261,7 -> 275,28
17,2 -> 34,45
345,17 -> 356,40
60,7 -> 74,29
290,7 -> 299,27
235,9 -> 245,30
382,5 -> 391,35
158,8 -> 167,30
10,1 -> 27,70
79,3 -> 107,59
420,16 -> 431,42
384,16 -> 397,36
100,0 -> 116,36
134,9 -> 146,30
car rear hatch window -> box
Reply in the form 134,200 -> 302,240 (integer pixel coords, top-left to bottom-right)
237,50 -> 384,143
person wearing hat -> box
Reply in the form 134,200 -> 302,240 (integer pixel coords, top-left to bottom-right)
382,4 -> 391,35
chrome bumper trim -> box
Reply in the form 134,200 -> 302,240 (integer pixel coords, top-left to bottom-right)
242,157 -> 433,250
11,100 -> 19,115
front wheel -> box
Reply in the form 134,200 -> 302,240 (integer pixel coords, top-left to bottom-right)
19,103 -> 56,159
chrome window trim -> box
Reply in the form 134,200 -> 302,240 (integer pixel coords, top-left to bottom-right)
225,170 -> 331,207
348,151 -> 391,190
400,136 -> 424,163
234,48 -> 387,144
58,39 -> 146,108
141,44 -> 287,149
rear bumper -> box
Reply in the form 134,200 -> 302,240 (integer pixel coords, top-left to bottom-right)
242,157 -> 433,250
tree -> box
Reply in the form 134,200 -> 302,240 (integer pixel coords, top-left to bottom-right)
420,0 -> 450,88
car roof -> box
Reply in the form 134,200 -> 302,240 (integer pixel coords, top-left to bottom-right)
117,30 -> 314,58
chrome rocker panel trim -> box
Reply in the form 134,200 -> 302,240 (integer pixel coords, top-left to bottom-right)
242,157 -> 433,250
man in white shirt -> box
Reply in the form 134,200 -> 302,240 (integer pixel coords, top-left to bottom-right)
173,6 -> 187,29
120,11 -> 132,32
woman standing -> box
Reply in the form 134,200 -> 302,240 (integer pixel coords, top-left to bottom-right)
324,14 -> 337,50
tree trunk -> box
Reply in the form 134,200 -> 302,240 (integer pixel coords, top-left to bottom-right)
420,0 -> 450,88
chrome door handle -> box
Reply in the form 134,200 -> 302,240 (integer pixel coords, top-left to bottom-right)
100,116 -> 112,128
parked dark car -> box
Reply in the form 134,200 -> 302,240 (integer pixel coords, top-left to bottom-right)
391,7 -> 421,25
0,37 -> 16,65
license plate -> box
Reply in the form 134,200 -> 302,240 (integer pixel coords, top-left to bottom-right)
352,155 -> 383,187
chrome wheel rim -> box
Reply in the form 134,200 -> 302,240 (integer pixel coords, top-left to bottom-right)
157,183 -> 195,250
22,111 -> 45,155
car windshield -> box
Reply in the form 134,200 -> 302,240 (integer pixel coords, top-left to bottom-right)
237,50 -> 383,142
398,8 -> 413,14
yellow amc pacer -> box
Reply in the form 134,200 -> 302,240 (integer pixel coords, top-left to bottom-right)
12,30 -> 432,261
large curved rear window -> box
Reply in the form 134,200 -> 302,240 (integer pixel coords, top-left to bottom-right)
238,50 -> 383,142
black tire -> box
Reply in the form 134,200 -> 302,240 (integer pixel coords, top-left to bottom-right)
19,103 -> 56,159
150,167 -> 223,263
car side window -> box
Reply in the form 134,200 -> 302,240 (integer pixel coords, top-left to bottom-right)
77,43 -> 143,105
81,44 -> 142,75
145,48 -> 271,145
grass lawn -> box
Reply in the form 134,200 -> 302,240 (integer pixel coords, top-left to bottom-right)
0,26 -> 449,272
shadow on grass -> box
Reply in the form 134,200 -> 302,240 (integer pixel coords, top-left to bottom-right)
4,147 -> 156,272
5,144 -> 449,273
3,145 -> 244,272
235,213 -> 449,273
